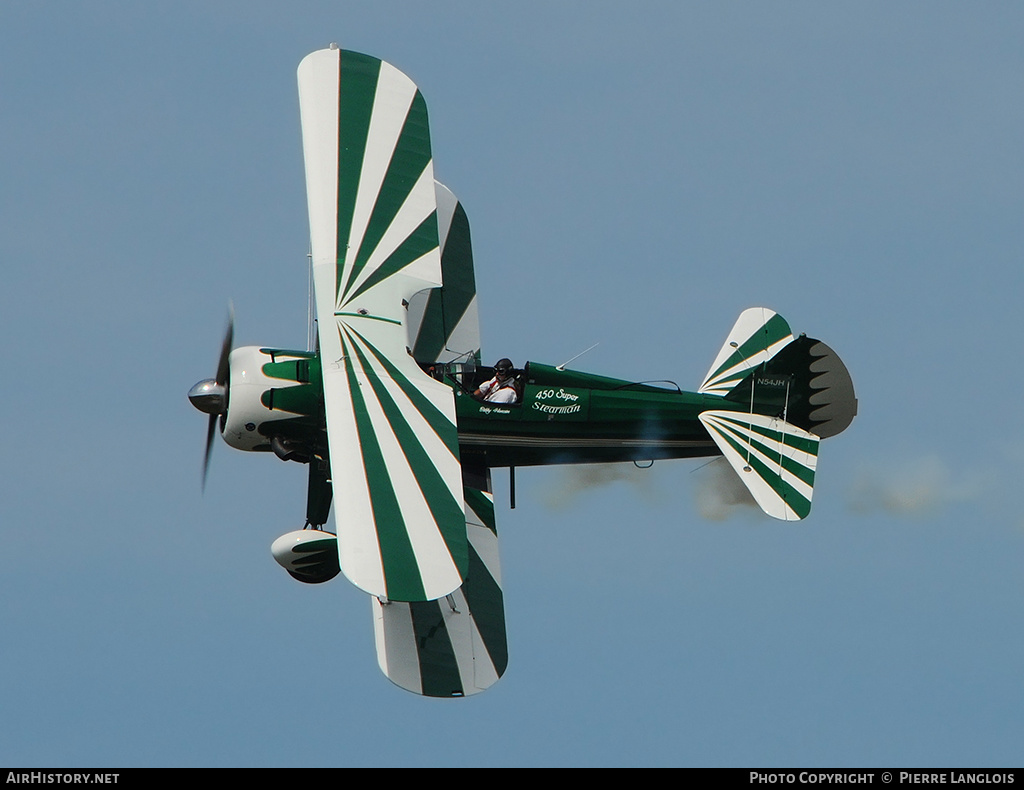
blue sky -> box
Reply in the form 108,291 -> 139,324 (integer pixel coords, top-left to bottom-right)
2,2 -> 1023,767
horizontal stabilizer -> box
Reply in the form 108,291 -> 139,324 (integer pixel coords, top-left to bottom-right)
699,410 -> 819,521
699,308 -> 794,396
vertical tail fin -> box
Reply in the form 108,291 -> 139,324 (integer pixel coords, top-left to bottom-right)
698,308 -> 794,396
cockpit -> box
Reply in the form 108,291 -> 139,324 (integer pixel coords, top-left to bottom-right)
424,358 -> 524,406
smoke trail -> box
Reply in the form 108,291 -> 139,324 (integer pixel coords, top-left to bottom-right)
537,452 -> 996,523
540,462 -> 661,510
691,458 -> 759,521
845,454 -> 985,517
539,458 -> 761,520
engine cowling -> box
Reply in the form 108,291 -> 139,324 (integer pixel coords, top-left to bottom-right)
218,346 -> 323,454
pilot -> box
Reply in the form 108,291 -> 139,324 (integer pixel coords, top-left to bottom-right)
475,358 -> 518,404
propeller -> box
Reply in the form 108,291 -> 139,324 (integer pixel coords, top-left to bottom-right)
188,305 -> 234,490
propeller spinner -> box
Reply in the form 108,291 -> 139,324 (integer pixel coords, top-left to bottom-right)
188,307 -> 234,490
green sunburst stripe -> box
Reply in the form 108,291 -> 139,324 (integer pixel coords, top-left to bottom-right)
342,211 -> 439,306
408,599 -> 463,697
338,330 -> 426,601
414,201 -> 477,362
336,51 -> 382,301
441,201 -> 477,321
346,333 -> 468,576
707,314 -> 791,385
713,427 -> 812,518
341,90 -> 435,304
344,325 -> 460,459
706,374 -> 745,392
464,540 -> 508,676
412,290 -> 445,364
464,487 -> 497,535
712,418 -> 816,488
715,414 -> 819,455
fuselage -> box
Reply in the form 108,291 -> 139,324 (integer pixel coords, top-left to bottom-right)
214,346 -> 746,470
453,361 -> 730,468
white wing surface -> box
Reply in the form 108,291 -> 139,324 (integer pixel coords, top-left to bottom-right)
373,474 -> 507,696
298,48 -> 466,602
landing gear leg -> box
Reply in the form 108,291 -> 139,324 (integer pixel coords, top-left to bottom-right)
306,457 -> 332,530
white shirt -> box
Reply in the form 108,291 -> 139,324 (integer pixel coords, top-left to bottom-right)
478,377 -> 517,404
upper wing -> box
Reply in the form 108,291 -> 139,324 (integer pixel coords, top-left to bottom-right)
406,182 -> 482,366
298,47 -> 466,602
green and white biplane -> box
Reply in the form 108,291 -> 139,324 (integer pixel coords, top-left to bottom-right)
189,46 -> 857,698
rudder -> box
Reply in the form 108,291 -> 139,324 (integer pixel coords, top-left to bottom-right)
722,335 -> 857,439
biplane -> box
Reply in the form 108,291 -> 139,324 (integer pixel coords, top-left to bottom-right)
188,46 -> 857,697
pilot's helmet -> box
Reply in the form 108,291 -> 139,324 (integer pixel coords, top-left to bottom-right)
494,358 -> 514,379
